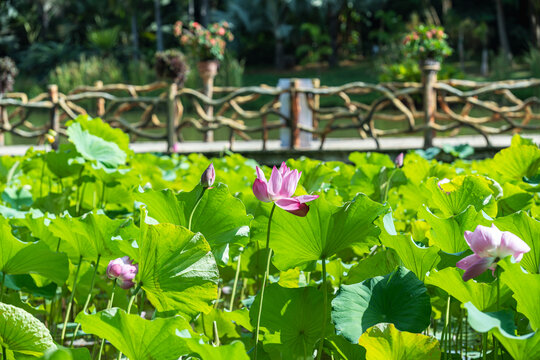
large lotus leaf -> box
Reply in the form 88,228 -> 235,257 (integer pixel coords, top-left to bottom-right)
419,205 -> 490,254
497,182 -> 534,216
194,308 -> 252,341
135,184 -> 251,259
498,258 -> 540,330
137,223 -> 219,317
349,152 -> 394,169
401,153 -> 454,186
66,122 -> 126,168
76,308 -> 192,360
332,267 -> 431,342
425,267 -> 511,311
187,341 -> 249,360
0,302 -> 56,357
2,186 -> 32,210
345,249 -> 400,285
251,193 -> 387,271
465,302 -> 540,360
40,347 -> 91,360
287,157 -> 336,193
377,213 -> 440,281
358,323 -> 440,360
491,134 -> 540,181
0,219 -> 68,284
11,213 -> 57,246
326,334 -> 367,360
45,144 -> 84,179
3,274 -> 57,299
494,211 -> 540,274
249,283 -> 327,359
425,176 -> 494,217
75,115 -> 130,155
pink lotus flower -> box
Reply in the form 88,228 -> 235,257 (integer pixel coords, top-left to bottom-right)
394,152 -> 404,168
107,256 -> 138,289
456,224 -> 530,281
253,162 -> 318,217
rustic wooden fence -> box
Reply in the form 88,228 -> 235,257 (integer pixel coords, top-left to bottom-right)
1,71 -> 539,152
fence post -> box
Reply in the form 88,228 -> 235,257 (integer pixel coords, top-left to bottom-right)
290,78 -> 300,150
95,80 -> 105,117
48,84 -> 60,150
167,83 -> 178,153
422,60 -> 440,149
311,78 -> 320,140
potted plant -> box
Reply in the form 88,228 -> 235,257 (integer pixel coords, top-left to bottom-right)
0,57 -> 18,95
174,20 -> 234,85
155,49 -> 189,87
402,24 -> 452,70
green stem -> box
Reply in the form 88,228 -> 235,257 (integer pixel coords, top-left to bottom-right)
61,255 -> 83,344
229,253 -> 242,312
254,203 -> 276,360
139,289 -> 145,316
383,169 -> 396,203
117,285 -> 141,360
0,272 -> 5,303
40,159 -> 45,198
188,188 -> 206,231
2,345 -> 6,360
494,267 -> 501,359
100,182 -> 106,209
316,258 -> 328,360
70,255 -> 101,347
482,332 -> 487,360
98,280 -> 117,360
443,296 -> 451,359
75,167 -> 84,216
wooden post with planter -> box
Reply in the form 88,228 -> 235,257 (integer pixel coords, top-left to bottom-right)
197,60 -> 219,142
422,59 -> 440,149
311,78 -> 320,139
167,83 -> 178,153
48,84 -> 60,150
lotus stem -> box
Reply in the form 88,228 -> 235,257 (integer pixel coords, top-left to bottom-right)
383,169 -> 396,204
482,332 -> 487,360
0,272 -> 5,303
75,167 -> 84,215
494,267 -> 501,359
98,279 -> 117,360
229,253 -> 242,312
188,187 -> 206,231
61,255 -> 83,344
2,345 -> 6,360
317,258 -> 328,360
39,159 -> 45,198
70,255 -> 101,347
212,320 -> 220,346
254,203 -> 276,360
117,285 -> 142,360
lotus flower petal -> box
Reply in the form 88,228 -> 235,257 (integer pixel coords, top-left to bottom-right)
253,178 -> 271,202
499,231 -> 531,261
464,225 -> 502,257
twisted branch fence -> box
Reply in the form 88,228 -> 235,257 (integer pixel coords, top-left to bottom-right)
0,71 -> 539,152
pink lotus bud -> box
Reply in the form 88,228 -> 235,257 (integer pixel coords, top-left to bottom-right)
200,163 -> 215,188
394,153 -> 404,168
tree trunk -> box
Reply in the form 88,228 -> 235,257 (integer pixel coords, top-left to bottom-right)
458,27 -> 464,71
328,5 -> 340,67
481,47 -> 489,76
131,12 -> 140,61
530,0 -> 540,48
195,0 -> 209,27
495,0 -> 512,61
154,0 -> 164,52
275,37 -> 284,69
38,0 -> 50,41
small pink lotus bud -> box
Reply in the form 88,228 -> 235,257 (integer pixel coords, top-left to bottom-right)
394,153 -> 404,168
200,163 -> 215,188
107,256 -> 138,289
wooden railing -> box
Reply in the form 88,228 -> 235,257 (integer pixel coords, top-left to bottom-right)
1,72 -> 539,152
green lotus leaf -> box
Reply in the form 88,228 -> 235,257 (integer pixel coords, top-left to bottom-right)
251,193 -> 387,271
75,115 -> 130,155
137,223 -> 219,317
0,218 -> 68,284
194,308 -> 252,341
40,347 -> 91,360
358,323 -> 440,360
76,308 -> 192,360
465,302 -> 540,360
377,212 -> 440,281
326,334 -> 367,360
345,248 -> 399,285
45,144 -> 84,179
419,205 -> 490,254
135,184 -> 251,262
494,211 -> 540,274
0,302 -> 56,357
287,157 -> 337,193
425,267 -> 511,311
498,258 -> 540,330
66,122 -> 126,168
187,341 -> 249,360
497,182 -> 534,216
250,283 -> 327,359
332,267 -> 431,342
425,176 -> 494,217
491,134 -> 540,181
